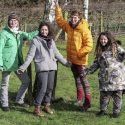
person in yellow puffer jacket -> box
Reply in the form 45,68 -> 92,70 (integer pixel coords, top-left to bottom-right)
55,0 -> 93,111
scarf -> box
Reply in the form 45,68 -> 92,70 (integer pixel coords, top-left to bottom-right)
40,35 -> 52,49
69,19 -> 81,29
10,27 -> 19,34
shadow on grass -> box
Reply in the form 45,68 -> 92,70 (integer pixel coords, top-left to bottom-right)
0,91 -> 33,115
53,100 -> 79,111
52,98 -> 97,115
9,91 -> 31,105
5,92 -> 97,115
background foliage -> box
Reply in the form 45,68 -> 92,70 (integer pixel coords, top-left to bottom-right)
1,0 -> 125,38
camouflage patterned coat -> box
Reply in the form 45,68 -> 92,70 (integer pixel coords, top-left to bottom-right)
87,45 -> 125,91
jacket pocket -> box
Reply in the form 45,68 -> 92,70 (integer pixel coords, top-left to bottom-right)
52,57 -> 57,62
34,57 -> 45,63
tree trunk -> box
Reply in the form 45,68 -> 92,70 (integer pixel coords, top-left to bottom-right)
83,0 -> 89,21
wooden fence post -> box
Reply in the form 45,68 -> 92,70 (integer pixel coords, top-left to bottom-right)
24,22 -> 33,105
27,63 -> 33,105
52,61 -> 58,100
100,10 -> 103,32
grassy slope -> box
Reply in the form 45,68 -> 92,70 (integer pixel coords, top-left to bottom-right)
0,36 -> 125,125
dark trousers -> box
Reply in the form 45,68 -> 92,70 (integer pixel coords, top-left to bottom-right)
100,90 -> 123,114
34,70 -> 55,106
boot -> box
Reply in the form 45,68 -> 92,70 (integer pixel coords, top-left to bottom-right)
44,105 -> 53,114
83,95 -> 91,111
34,105 -> 44,117
112,112 -> 120,118
96,110 -> 107,117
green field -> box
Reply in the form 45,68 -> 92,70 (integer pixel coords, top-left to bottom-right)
0,36 -> 125,125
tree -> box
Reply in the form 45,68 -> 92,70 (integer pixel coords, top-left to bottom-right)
43,0 -> 56,23
83,0 -> 89,21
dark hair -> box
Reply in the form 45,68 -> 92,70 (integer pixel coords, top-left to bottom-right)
95,31 -> 116,57
38,22 -> 53,38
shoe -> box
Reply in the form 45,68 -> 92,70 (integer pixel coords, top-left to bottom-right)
44,105 -> 53,114
96,110 -> 107,117
16,103 -> 29,108
112,113 -> 120,118
74,100 -> 83,106
34,106 -> 44,117
83,103 -> 91,111
2,106 -> 10,112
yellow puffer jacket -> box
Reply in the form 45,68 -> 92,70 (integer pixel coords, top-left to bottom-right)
55,5 -> 93,65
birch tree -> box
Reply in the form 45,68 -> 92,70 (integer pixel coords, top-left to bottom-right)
83,0 -> 89,21
43,0 -> 56,23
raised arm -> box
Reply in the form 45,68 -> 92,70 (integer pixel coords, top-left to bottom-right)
55,0 -> 69,33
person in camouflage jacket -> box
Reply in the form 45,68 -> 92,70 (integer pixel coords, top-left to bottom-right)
85,31 -> 125,118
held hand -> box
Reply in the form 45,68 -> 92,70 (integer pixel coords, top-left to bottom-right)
80,68 -> 88,77
65,61 -> 72,67
17,69 -> 24,74
0,66 -> 3,71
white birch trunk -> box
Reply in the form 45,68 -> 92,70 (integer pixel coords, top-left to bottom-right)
44,0 -> 69,23
43,0 -> 56,23
83,0 -> 89,21
48,0 -> 56,23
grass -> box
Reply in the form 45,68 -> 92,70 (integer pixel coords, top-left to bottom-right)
0,36 -> 125,125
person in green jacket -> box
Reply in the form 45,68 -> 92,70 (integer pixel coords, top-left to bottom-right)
0,12 -> 38,111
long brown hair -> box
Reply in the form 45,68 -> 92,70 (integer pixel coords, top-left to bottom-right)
95,31 -> 117,57
38,21 -> 53,38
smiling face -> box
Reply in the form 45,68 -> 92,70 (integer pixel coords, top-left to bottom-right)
40,25 -> 49,36
9,19 -> 19,29
71,15 -> 80,25
100,35 -> 109,46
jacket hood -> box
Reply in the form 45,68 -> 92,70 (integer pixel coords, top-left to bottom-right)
75,19 -> 89,30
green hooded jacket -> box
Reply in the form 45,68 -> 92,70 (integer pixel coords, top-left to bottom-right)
0,26 -> 38,71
